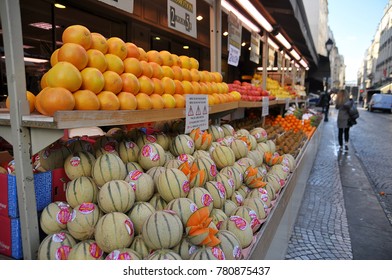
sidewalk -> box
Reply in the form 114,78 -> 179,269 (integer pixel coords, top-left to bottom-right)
285,109 -> 392,260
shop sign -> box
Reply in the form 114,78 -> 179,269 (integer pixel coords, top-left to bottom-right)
168,0 -> 197,38
228,12 -> 242,67
185,95 -> 209,134
250,32 -> 260,64
98,0 -> 134,13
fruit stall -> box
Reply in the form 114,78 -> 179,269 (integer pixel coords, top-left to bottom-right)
0,0 -> 322,260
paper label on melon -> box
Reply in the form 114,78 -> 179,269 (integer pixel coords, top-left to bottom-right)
177,154 -> 189,163
279,179 -> 285,187
103,142 -> 116,152
129,181 -> 136,192
146,135 -> 157,143
216,221 -> 223,229
126,141 -> 136,149
182,181 -> 190,193
189,203 -> 198,213
216,182 -> 226,198
78,202 -> 95,214
210,165 -> 217,177
55,245 -> 72,260
89,242 -> 104,259
212,247 -> 225,260
69,156 -> 81,167
124,219 -> 134,236
233,246 -> 242,259
230,216 -> 247,231
128,170 -> 143,180
201,194 -> 213,207
228,178 -> 235,189
106,250 -> 132,260
57,208 -> 72,225
189,245 -> 198,255
187,140 -> 194,149
52,232 -> 67,243
249,210 -> 261,230
234,194 -> 243,205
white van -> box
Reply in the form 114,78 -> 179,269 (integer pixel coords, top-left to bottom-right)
367,94 -> 392,113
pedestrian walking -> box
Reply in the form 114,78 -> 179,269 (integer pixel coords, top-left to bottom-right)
321,91 -> 331,121
335,89 -> 353,151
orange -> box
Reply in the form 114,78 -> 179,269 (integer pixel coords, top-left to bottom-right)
161,93 -> 176,108
97,91 -> 120,110
57,42 -> 88,70
86,49 -> 108,73
90,32 -> 108,54
106,37 -> 127,60
212,71 -> 223,83
173,94 -> 186,108
172,65 -> 183,80
174,79 -> 184,95
146,50 -> 163,65
120,73 -> 140,94
161,77 -> 176,95
138,75 -> 154,95
210,82 -> 219,94
5,90 -> 36,113
207,95 -> 215,106
150,93 -> 165,109
45,61 -> 82,92
35,87 -> 75,116
221,82 -> 229,93
181,68 -> 192,81
199,82 -> 209,94
123,57 -> 143,77
162,65 -> 175,79
102,70 -> 123,94
189,57 -> 199,70
159,50 -> 174,66
190,68 -> 201,82
138,47 -> 148,61
135,92 -> 152,110
151,78 -> 164,95
40,72 -> 48,90
117,91 -> 137,110
171,54 -> 181,66
191,81 -> 201,94
73,89 -> 100,110
182,80 -> 194,94
62,25 -> 92,50
80,67 -> 105,94
105,53 -> 124,74
50,49 -> 59,67
125,42 -> 140,59
140,60 -> 153,78
149,62 -> 164,79
179,55 -> 191,69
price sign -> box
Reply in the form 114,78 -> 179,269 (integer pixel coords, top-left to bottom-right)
185,95 -> 209,134
228,45 -> 240,66
285,98 -> 290,110
168,0 -> 197,38
262,97 -> 269,116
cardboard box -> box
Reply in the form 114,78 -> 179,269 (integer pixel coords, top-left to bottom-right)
0,215 -> 23,259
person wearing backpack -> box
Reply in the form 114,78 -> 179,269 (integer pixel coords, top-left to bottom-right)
335,89 -> 353,151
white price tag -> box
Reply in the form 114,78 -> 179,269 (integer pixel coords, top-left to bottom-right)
185,95 -> 209,134
228,45 -> 240,66
262,97 -> 269,116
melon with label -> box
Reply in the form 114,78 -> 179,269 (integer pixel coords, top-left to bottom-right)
37,231 -> 77,260
189,246 -> 226,260
146,166 -> 166,190
146,249 -> 183,260
172,237 -> 200,260
67,240 -> 104,260
91,153 -> 127,187
221,124 -> 235,137
125,170 -> 155,202
136,133 -> 158,149
138,142 -> 166,171
127,201 -> 156,235
210,208 -> 227,229
246,190 -> 270,215
249,127 -> 268,143
208,125 -> 225,141
193,156 -> 218,181
230,139 -> 249,160
192,149 -> 210,159
64,151 -> 96,180
105,248 -> 141,260
247,150 -> 264,167
157,168 -> 190,203
66,176 -> 99,208
94,212 -> 135,253
230,190 -> 245,207
220,216 -> 253,248
204,181 -> 227,209
38,143 -> 71,171
155,132 -> 171,151
125,161 -> 144,173
164,158 -> 183,169
230,205 -> 261,233
169,134 -> 195,156
187,187 -> 214,212
68,139 -> 93,154
221,199 -> 238,217
210,145 -> 236,170
216,230 -> 242,260
165,197 -> 198,226
220,166 -> 243,190
97,180 -> 135,213
67,202 -> 102,240
40,201 -> 72,235
141,210 -> 183,250
118,140 -> 140,163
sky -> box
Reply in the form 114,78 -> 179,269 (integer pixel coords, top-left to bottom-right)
328,0 -> 389,84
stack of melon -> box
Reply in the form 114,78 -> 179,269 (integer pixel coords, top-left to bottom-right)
37,122 -> 296,260
34,24 -> 240,117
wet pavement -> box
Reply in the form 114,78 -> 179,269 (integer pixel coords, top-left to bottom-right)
285,108 -> 392,260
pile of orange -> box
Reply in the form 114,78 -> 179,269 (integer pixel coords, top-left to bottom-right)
271,114 -> 316,138
32,24 -> 235,116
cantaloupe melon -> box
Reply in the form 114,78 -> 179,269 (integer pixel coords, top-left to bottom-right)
68,139 -> 94,154
118,140 -> 140,163
129,235 -> 150,259
220,166 -> 243,190
230,205 -> 261,233
157,168 -> 190,202
220,216 -> 253,249
189,246 -> 225,260
141,210 -> 183,250
105,248 -> 142,260
148,193 -> 168,210
247,150 -> 264,167
164,158 -> 183,169
187,187 -> 214,212
216,230 -> 242,260
91,153 -> 127,187
210,145 -> 236,169
208,125 -> 225,141
221,199 -> 237,217
172,237 -> 200,260
243,196 -> 268,220
66,176 -> 98,208
97,180 -> 135,213
37,231 -> 77,260
127,201 -> 156,235
237,184 -> 251,199
169,134 -> 195,156
146,249 -> 183,260
193,156 -> 217,181
230,191 -> 244,207
221,124 -> 235,137
67,202 -> 102,240
204,181 -> 226,209
155,132 -> 171,151
146,166 -> 166,190
165,197 -> 198,226
125,170 -> 155,202
136,133 -> 157,149
192,149 -> 210,159
64,151 -> 96,180
67,240 -> 104,260
210,208 -> 228,229
94,212 -> 135,253
94,140 -> 120,158
38,143 -> 71,171
215,172 -> 235,198
249,127 -> 268,143
138,142 -> 166,170
125,161 -> 144,173
40,202 -> 72,235
230,139 -> 249,160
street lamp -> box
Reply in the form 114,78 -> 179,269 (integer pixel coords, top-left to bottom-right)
325,38 -> 333,56
323,38 -> 334,122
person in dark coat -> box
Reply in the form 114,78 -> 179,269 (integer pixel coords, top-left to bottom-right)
321,91 -> 331,121
335,89 -> 352,151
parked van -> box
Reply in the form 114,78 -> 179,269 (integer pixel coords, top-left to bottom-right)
367,93 -> 392,113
